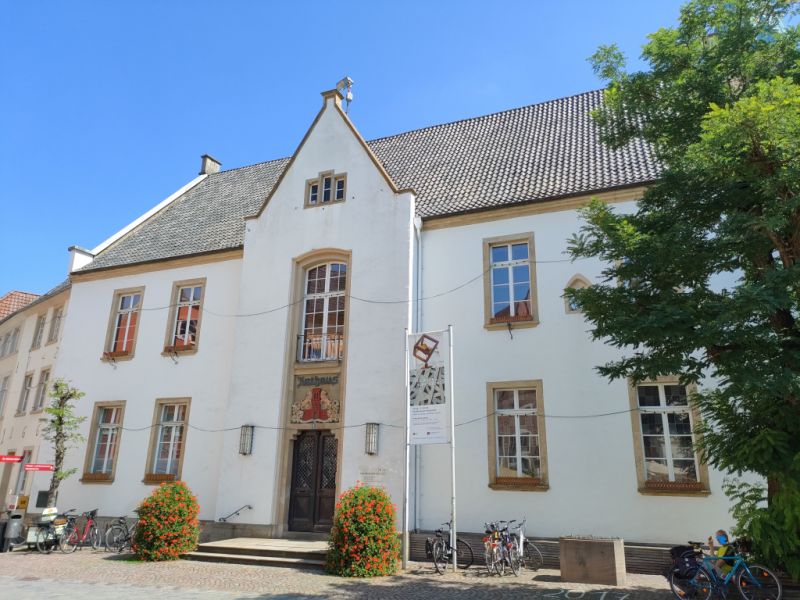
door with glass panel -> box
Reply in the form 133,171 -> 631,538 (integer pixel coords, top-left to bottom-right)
288,431 -> 337,532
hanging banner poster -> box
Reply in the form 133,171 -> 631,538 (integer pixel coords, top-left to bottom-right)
407,329 -> 451,445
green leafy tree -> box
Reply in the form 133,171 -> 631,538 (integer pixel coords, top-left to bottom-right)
41,379 -> 86,507
566,0 -> 800,577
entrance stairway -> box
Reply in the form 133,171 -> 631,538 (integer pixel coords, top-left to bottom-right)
183,537 -> 328,570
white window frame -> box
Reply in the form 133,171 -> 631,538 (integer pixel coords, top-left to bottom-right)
9,327 -> 20,354
494,388 -> 542,479
90,406 -> 122,474
299,263 -> 346,361
31,315 -> 46,350
490,242 -> 532,320
33,369 -> 50,411
0,375 -> 9,416
152,403 -> 187,476
17,373 -> 33,414
13,449 -> 32,495
168,284 -> 203,350
48,306 -> 63,343
109,291 -> 142,354
636,383 -> 699,483
305,172 -> 347,207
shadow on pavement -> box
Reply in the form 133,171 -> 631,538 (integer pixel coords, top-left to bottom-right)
234,567 -> 674,600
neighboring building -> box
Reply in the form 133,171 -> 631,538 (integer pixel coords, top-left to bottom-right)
0,291 -> 39,321
0,282 -> 70,513
46,88 -> 733,544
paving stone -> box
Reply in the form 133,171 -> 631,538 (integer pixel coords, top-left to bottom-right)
0,547 -> 675,599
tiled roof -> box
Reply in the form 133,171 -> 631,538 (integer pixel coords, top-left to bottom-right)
371,90 -> 659,217
79,89 -> 660,273
0,291 -> 39,320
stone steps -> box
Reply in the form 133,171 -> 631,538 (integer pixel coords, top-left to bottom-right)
182,537 -> 328,570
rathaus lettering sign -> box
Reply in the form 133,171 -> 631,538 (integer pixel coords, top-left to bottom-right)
290,374 -> 341,424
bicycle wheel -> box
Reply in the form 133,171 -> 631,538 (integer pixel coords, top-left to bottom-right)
483,544 -> 495,575
736,564 -> 782,600
89,525 -> 101,550
105,525 -> 127,553
494,547 -> 506,576
59,525 -> 79,554
669,568 -> 713,600
508,545 -> 521,576
34,527 -> 53,554
433,539 -> 448,574
455,538 -> 474,569
523,541 -> 544,571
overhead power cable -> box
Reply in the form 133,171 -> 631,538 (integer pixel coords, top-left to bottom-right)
119,406 -> 640,434
133,256 -> 576,317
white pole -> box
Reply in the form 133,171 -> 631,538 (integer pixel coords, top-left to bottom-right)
402,329 -> 411,570
448,324 -> 457,572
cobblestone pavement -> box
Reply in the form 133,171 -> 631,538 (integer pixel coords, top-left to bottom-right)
0,548 -> 675,599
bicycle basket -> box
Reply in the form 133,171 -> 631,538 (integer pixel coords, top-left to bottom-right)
669,545 -> 699,579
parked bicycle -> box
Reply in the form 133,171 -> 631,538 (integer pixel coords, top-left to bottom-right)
510,518 -> 544,572
425,520 -> 473,573
483,521 -> 512,575
33,508 -> 73,554
496,520 -> 521,576
104,515 -> 137,553
668,539 -> 782,600
60,509 -> 101,553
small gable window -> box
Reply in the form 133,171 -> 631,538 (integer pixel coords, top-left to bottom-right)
564,275 -> 591,314
306,172 -> 346,207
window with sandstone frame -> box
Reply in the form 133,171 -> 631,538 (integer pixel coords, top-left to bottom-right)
104,287 -> 144,359
82,401 -> 125,483
299,263 -> 346,362
628,378 -> 710,495
164,280 -> 205,354
305,171 -> 347,207
486,380 -> 549,491
144,398 -> 190,484
482,233 -> 539,329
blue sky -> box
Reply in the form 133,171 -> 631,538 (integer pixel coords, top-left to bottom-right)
0,0 -> 684,295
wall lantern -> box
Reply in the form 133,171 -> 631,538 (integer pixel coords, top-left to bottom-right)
239,425 -> 254,455
365,422 -> 379,455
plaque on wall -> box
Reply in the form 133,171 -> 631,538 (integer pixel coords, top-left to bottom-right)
290,374 -> 341,424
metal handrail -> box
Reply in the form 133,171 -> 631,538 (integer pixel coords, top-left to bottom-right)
296,332 -> 344,362
218,504 -> 253,523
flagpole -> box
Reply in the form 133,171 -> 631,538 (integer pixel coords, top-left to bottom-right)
448,324 -> 457,571
402,328 -> 411,570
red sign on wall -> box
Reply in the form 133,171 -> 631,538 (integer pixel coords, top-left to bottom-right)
0,455 -> 22,463
24,464 -> 54,472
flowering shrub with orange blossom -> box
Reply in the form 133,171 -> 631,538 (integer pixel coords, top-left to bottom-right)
132,481 -> 199,561
326,484 -> 400,576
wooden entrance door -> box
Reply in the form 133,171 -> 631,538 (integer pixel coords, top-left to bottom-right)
288,431 -> 337,532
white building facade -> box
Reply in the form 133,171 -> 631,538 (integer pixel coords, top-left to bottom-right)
0,283 -> 70,513
44,88 -> 734,545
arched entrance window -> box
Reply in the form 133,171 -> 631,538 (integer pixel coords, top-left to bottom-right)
299,263 -> 346,361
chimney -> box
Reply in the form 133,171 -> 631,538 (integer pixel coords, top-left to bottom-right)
199,154 -> 221,175
68,245 -> 94,273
